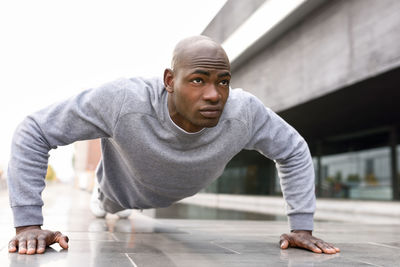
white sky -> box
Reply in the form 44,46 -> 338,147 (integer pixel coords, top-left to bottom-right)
0,0 -> 226,180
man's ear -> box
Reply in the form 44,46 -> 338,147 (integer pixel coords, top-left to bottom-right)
164,68 -> 174,93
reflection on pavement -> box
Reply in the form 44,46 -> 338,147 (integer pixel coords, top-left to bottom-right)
151,203 -> 287,221
280,249 -> 340,267
0,184 -> 399,266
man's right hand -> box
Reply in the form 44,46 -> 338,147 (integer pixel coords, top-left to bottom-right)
8,225 -> 69,254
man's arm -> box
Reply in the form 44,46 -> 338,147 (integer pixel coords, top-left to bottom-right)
244,94 -> 339,254
7,79 -> 127,254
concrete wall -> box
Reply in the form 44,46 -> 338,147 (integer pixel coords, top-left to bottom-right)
208,0 -> 400,112
202,0 -> 266,44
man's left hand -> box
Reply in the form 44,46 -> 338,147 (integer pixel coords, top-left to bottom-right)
280,230 -> 340,254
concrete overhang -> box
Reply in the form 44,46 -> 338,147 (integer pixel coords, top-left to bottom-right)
222,0 -> 326,71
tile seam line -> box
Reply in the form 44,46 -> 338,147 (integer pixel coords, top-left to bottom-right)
355,260 -> 384,267
111,233 -> 118,241
368,242 -> 400,250
210,241 -> 241,254
125,253 -> 138,267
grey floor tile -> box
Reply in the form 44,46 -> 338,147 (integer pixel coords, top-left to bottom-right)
127,252 -> 218,267
1,184 -> 400,266
383,241 -> 400,248
127,251 -> 359,267
67,237 -> 235,255
63,231 -> 116,242
212,240 -> 277,254
336,243 -> 400,266
2,248 -> 134,267
277,250 -> 364,267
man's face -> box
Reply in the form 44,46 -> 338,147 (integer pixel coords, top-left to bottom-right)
165,46 -> 231,132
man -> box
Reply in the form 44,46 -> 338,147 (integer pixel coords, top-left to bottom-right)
7,36 -> 340,255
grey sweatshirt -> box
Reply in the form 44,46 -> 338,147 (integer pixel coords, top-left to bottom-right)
8,77 -> 315,230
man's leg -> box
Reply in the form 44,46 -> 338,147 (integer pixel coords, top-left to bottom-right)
90,179 -> 132,218
99,192 -> 132,218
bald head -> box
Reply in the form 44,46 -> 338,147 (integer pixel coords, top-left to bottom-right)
163,36 -> 231,133
171,36 -> 230,72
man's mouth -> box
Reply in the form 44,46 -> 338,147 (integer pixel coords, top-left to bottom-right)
199,107 -> 222,119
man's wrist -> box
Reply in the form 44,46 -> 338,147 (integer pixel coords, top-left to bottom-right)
291,229 -> 312,234
288,213 -> 314,231
12,205 -> 44,227
15,225 -> 41,234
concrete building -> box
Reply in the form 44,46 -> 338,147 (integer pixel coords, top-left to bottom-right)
73,0 -> 400,205
201,0 -> 400,201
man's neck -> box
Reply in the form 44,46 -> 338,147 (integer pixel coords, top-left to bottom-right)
167,94 -> 204,133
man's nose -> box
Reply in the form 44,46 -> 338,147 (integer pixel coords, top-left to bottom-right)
202,84 -> 221,103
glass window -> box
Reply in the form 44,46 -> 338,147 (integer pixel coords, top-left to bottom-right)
317,147 -> 391,200
203,150 -> 277,195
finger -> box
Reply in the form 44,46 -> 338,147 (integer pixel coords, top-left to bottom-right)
315,240 -> 336,254
57,235 -> 69,249
18,239 -> 27,254
279,234 -> 290,249
280,239 -> 289,249
326,242 -> 341,252
8,239 -> 17,253
300,240 -> 322,253
37,237 -> 47,254
54,232 -> 69,249
323,242 -> 339,253
27,239 -> 37,255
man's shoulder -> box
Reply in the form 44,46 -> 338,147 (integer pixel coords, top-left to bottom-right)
228,88 -> 255,101
104,76 -> 163,98
223,88 -> 270,127
221,88 -> 253,124
102,76 -> 164,115
225,88 -> 264,113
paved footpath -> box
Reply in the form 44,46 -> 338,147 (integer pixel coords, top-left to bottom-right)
0,183 -> 399,266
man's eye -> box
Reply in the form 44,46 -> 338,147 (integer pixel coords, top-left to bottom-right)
219,80 -> 230,86
192,78 -> 203,84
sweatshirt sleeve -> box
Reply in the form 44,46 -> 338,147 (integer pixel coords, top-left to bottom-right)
7,79 -> 127,227
244,95 -> 315,231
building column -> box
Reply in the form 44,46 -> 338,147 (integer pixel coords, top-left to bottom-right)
390,127 -> 399,200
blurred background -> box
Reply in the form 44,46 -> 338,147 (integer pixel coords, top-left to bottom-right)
0,0 -> 226,186
1,0 -> 399,221
200,0 -> 400,203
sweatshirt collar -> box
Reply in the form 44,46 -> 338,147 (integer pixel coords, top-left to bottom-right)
162,89 -> 207,137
